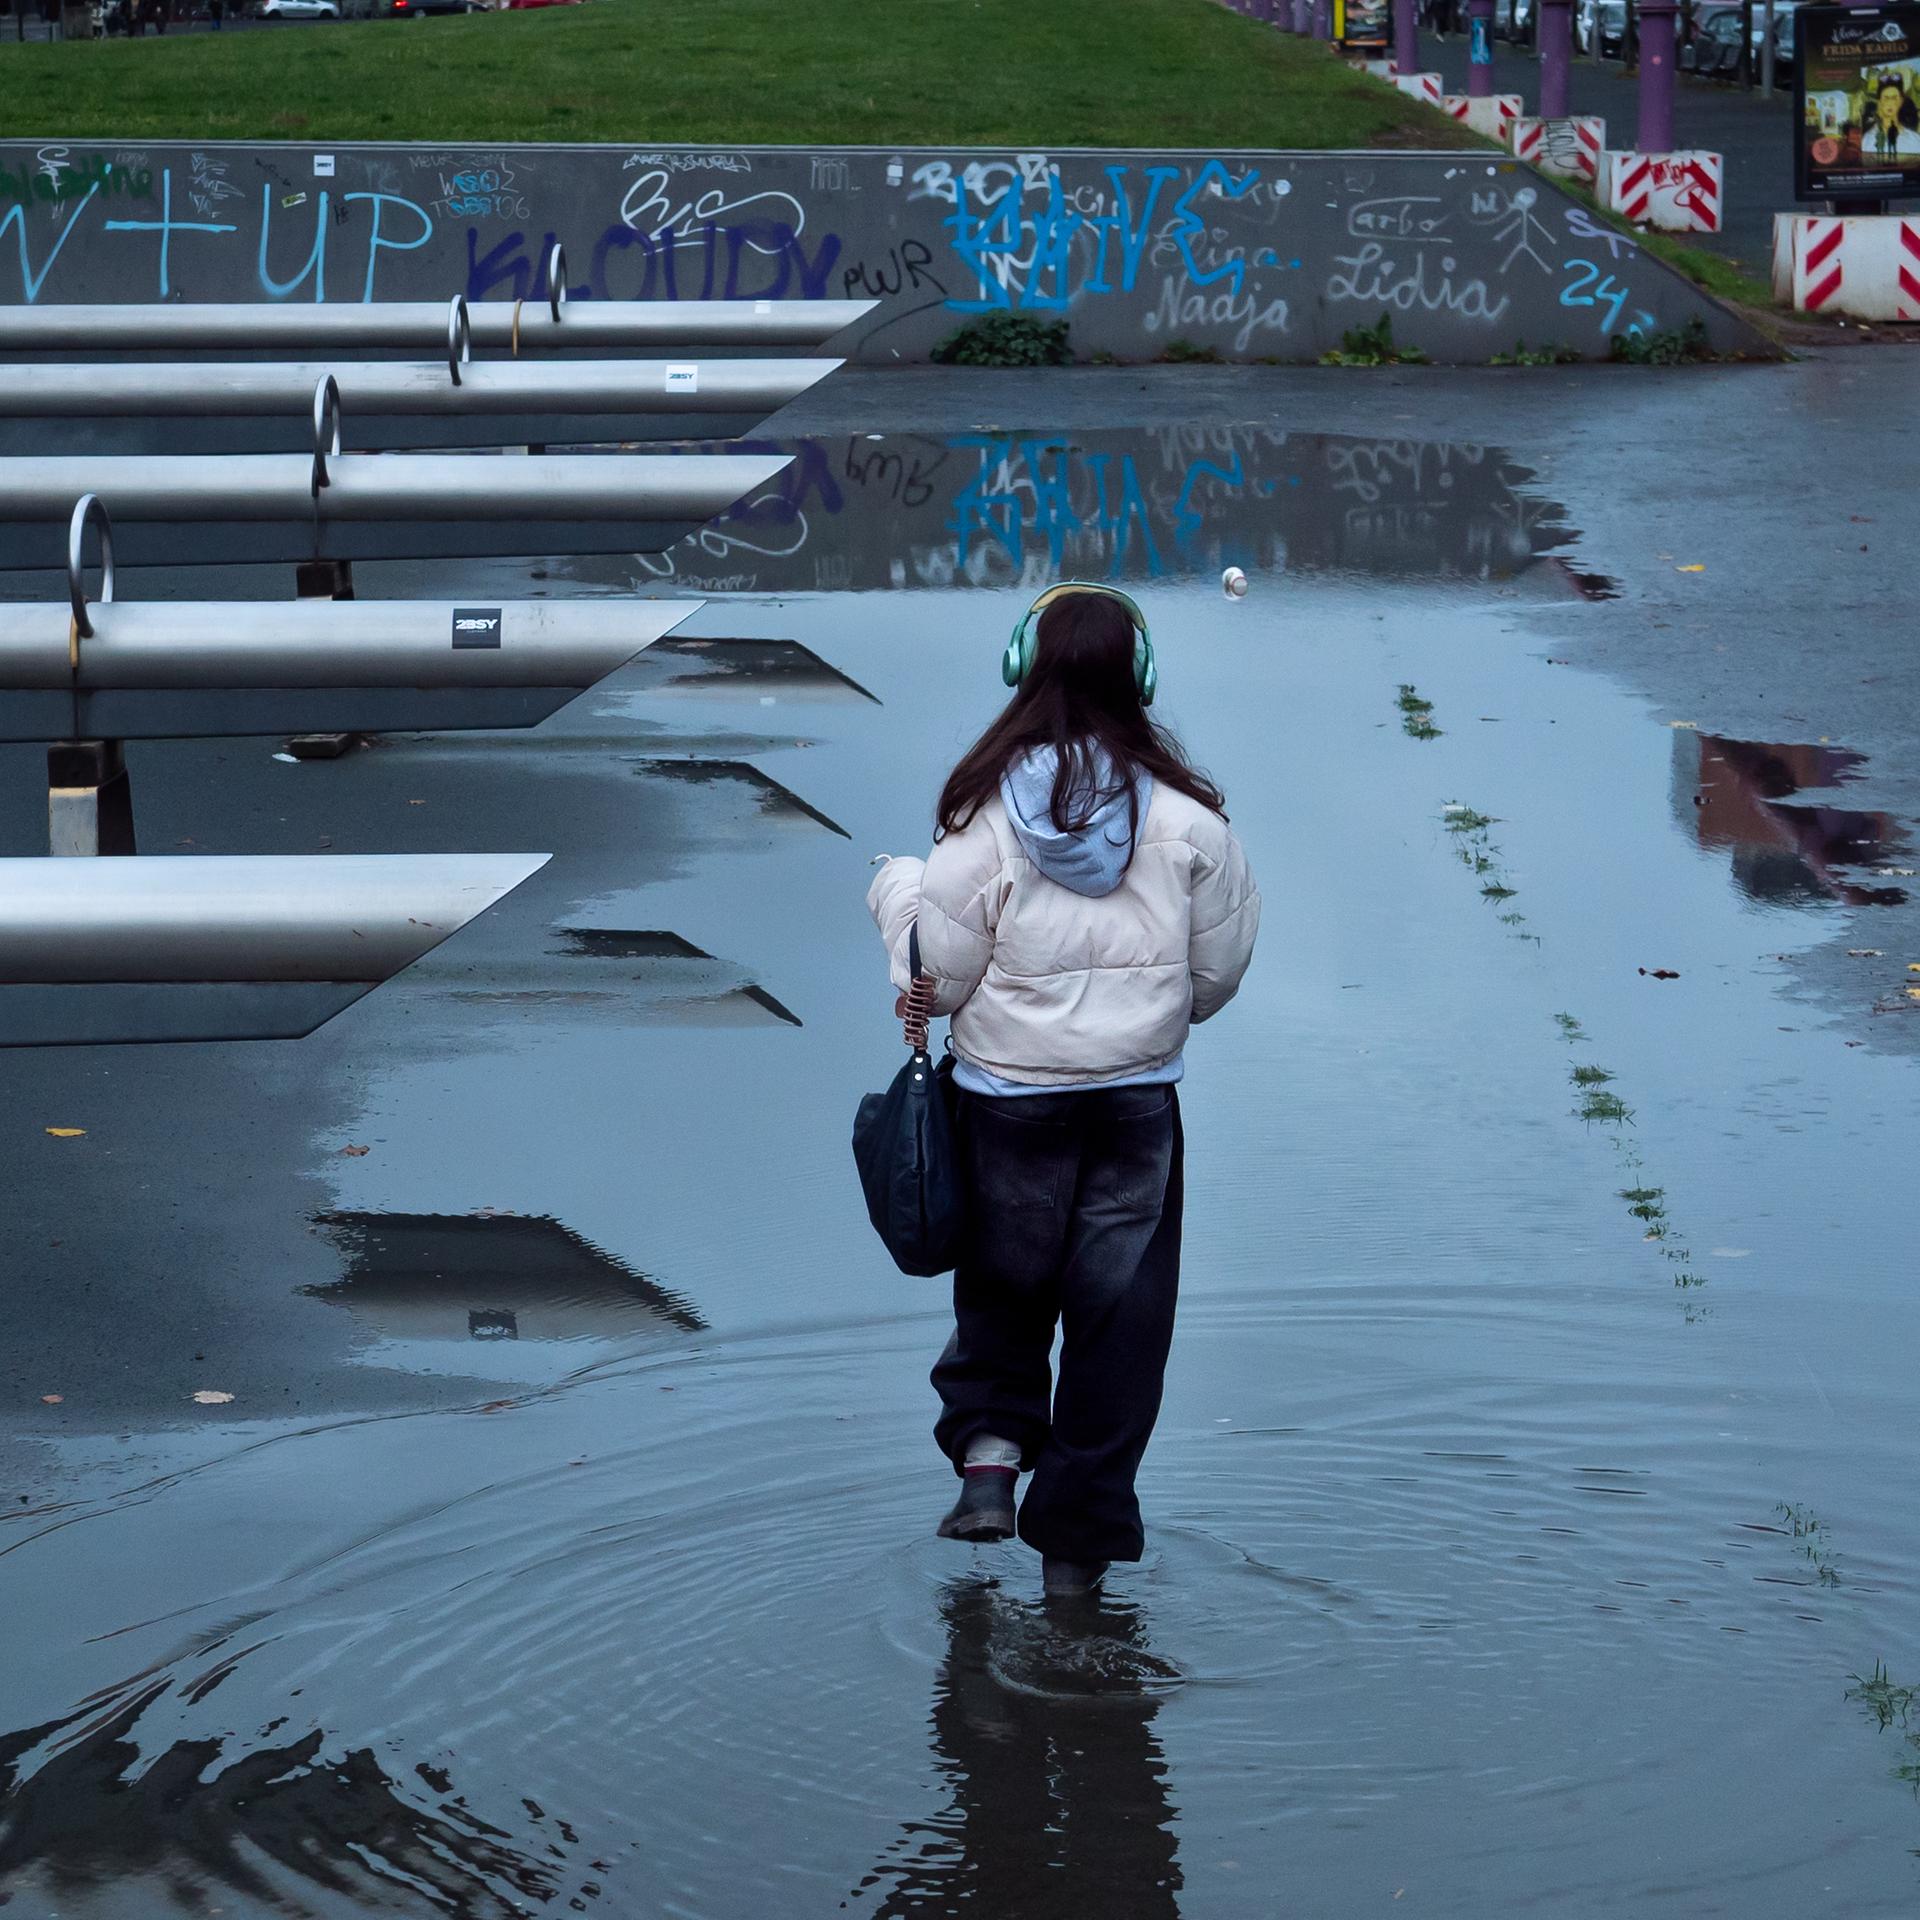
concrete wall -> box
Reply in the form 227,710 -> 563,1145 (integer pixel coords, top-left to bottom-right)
0,141 -> 1767,362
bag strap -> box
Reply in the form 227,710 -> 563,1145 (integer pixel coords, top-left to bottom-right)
902,922 -> 935,1053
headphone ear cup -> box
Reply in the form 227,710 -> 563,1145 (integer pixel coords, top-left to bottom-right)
1004,616 -> 1037,690
1136,637 -> 1157,708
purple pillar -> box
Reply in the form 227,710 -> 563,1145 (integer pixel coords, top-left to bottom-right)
1314,0 -> 1333,37
1293,0 -> 1310,28
1538,0 -> 1572,114
1467,0 -> 1496,93
1393,0 -> 1419,71
1636,0 -> 1677,151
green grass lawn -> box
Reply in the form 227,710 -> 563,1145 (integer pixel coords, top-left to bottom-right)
0,0 -> 1484,146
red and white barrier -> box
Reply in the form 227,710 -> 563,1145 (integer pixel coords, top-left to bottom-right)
1391,71 -> 1444,106
1512,116 -> 1605,184
1773,212 -> 1920,320
1443,93 -> 1524,145
1600,150 -> 1723,234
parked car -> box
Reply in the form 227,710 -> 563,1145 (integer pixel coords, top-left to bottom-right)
257,0 -> 338,17
1575,0 -> 1626,54
1680,2 -> 1796,77
504,0 -> 583,9
389,0 -> 481,15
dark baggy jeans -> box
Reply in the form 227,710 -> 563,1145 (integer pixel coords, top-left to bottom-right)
932,1082 -> 1184,1565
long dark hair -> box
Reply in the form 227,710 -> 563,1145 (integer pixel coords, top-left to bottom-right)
936,592 -> 1226,841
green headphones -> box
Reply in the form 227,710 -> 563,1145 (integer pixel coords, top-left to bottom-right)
1002,581 -> 1157,708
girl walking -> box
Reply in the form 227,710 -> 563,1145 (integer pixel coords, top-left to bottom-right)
868,583 -> 1259,1598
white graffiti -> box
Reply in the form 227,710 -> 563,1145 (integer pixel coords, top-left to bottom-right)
809,156 -> 856,193
1348,195 -> 1451,243
909,159 -> 1024,206
618,168 -> 807,253
622,151 -> 753,175
1323,438 -> 1490,505
1487,187 -> 1557,275
428,161 -> 528,222
1563,203 -> 1639,259
185,152 -> 242,224
1142,274 -> 1289,354
1325,243 -> 1511,323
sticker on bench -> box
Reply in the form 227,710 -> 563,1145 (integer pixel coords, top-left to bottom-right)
452,607 -> 503,649
664,364 -> 700,394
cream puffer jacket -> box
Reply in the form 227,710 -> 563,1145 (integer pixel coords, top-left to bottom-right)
867,781 -> 1259,1087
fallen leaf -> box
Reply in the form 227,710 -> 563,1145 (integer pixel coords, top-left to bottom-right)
44,1127 -> 85,1138
1847,949 -> 1884,957
338,1144 -> 370,1157
1675,563 -> 1705,573
406,798 -> 426,806
1639,968 -> 1681,980
1668,720 -> 1698,730
191,1390 -> 235,1405
1906,988 -> 1920,1004
1909,964 -> 1920,974
40,1394 -> 62,1405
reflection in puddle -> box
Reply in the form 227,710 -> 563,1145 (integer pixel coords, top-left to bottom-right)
852,1581 -> 1181,1917
542,426 -> 1583,596
1559,563 -> 1623,600
1684,736 -> 1910,907
305,1212 -> 705,1347
548,928 -> 803,1027
626,757 -> 851,838
0,1680 -> 584,1919
628,637 -> 881,703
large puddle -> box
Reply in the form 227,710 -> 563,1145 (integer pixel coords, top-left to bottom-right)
4,423 -> 1918,1917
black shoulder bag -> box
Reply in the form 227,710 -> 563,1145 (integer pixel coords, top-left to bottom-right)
851,924 -> 966,1277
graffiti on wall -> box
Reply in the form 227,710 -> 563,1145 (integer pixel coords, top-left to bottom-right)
0,141 -> 1753,363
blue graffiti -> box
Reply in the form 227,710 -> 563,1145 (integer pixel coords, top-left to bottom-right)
1166,162 -> 1262,295
943,160 -> 1266,313
0,181 -> 100,304
102,169 -> 237,300
947,436 -> 1167,577
1173,453 -> 1247,542
1559,257 -> 1632,333
471,220 -> 842,304
342,191 -> 433,303
257,184 -> 329,302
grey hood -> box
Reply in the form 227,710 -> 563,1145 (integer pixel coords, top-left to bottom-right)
1000,746 -> 1152,899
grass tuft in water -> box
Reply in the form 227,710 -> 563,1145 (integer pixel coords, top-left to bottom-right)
1396,684 -> 1442,740
1438,801 -> 1536,941
1553,1013 -> 1587,1043
1848,1661 -> 1915,1731
1572,1064 -> 1617,1087
1781,1503 -> 1842,1588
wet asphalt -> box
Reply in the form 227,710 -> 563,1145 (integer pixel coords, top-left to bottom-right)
6,349 -> 1917,1490
3,352 -> 1920,1917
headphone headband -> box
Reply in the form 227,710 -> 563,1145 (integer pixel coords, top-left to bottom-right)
1002,581 -> 1156,707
